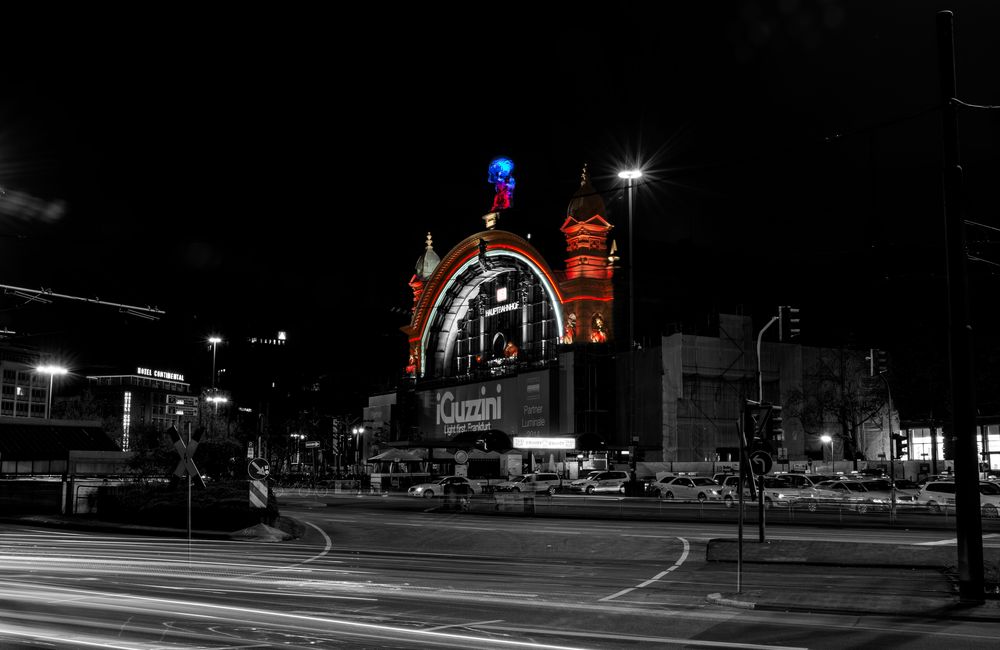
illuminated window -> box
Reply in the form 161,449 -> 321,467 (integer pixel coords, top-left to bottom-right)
122,391 -> 132,451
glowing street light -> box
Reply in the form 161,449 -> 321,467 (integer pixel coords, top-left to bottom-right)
206,394 -> 228,412
289,432 -> 305,467
352,426 -> 365,473
35,364 -> 68,420
820,435 -> 833,464
618,169 -> 642,473
208,336 -> 222,389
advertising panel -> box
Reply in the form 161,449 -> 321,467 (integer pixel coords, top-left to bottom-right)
416,370 -> 552,442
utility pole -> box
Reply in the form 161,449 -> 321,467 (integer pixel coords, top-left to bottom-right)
937,9 -> 984,603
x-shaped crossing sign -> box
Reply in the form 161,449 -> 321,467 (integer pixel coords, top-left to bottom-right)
168,425 -> 206,488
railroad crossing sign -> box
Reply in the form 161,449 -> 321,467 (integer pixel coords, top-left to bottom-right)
168,425 -> 206,488
249,479 -> 268,509
247,457 -> 270,480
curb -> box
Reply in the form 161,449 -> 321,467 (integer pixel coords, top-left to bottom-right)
3,516 -> 255,541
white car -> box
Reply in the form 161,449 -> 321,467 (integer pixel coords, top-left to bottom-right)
655,476 -> 723,501
571,470 -> 631,494
806,479 -> 875,512
918,480 -> 1000,518
407,476 -> 482,498
494,473 -> 562,495
568,471 -> 604,491
856,478 -> 920,510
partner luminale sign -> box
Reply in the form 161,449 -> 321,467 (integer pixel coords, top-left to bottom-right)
512,437 -> 575,450
417,370 -> 552,441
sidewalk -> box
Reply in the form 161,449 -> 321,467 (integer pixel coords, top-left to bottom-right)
705,538 -> 1000,620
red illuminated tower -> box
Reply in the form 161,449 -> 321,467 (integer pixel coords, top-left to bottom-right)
558,165 -> 615,344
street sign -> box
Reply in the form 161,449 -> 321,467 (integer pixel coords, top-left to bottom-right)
249,479 -> 268,508
304,440 -> 320,448
168,425 -> 206,488
454,450 -> 469,464
248,458 -> 270,480
749,450 -> 773,475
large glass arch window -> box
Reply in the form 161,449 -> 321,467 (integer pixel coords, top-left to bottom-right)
423,257 -> 559,380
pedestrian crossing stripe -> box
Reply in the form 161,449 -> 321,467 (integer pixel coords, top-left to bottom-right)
249,479 -> 268,509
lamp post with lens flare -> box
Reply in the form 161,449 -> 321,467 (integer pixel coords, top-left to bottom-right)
352,426 -> 365,475
208,336 -> 222,389
35,365 -> 68,420
618,169 -> 642,473
820,435 -> 833,467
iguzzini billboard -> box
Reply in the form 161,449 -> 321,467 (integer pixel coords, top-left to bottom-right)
416,370 -> 552,442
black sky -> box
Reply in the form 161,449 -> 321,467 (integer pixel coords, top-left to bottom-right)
1,3 -> 999,410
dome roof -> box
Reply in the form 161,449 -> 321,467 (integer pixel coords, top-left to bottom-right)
414,232 -> 440,280
566,164 -> 606,221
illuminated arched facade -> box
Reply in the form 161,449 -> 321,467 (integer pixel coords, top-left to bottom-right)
402,230 -> 565,381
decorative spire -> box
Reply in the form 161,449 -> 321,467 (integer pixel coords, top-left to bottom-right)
414,231 -> 440,280
580,162 -> 589,187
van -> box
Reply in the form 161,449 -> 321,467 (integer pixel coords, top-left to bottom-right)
498,472 -> 562,495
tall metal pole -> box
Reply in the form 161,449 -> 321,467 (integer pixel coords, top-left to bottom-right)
186,421 -> 192,567
937,9 -> 984,603
756,316 -> 779,402
627,176 -> 637,474
211,342 -> 218,389
878,373 -> 897,522
46,373 -> 54,420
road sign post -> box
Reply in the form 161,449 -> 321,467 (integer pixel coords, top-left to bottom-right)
248,458 -> 270,481
167,424 -> 205,566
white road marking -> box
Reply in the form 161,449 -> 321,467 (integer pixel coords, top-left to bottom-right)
424,618 -> 505,632
599,537 -> 690,601
918,533 -> 1000,546
471,623 -> 807,650
248,521 -> 332,576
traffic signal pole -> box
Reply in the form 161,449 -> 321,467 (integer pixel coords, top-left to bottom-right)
756,316 -> 778,402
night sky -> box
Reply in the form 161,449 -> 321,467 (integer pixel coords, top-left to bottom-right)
1,3 -> 998,413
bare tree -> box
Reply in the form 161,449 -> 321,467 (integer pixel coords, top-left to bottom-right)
786,346 -> 886,467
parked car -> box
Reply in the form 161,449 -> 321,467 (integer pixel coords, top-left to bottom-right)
571,470 -> 631,494
407,476 -> 483,498
568,470 -> 604,491
806,479 -> 875,512
712,472 -> 739,485
917,480 -> 1000,517
915,473 -> 956,489
494,473 -> 562,495
720,475 -> 800,508
856,478 -> 920,510
655,476 -> 723,501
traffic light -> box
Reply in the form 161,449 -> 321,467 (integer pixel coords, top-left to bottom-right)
766,405 -> 784,449
867,348 -> 889,376
892,433 -> 909,460
778,305 -> 801,342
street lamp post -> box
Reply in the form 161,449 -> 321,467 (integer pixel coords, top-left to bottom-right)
35,365 -> 68,420
289,433 -> 304,470
352,426 -> 365,475
820,435 -> 833,470
208,336 -> 222,389
618,169 -> 642,473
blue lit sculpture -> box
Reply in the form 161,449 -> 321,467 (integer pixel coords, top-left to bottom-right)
487,157 -> 515,211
